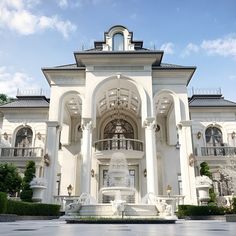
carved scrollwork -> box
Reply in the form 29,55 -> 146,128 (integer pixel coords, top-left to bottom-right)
82,118 -> 93,130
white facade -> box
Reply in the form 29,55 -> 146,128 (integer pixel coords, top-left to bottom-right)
1,26 -> 236,205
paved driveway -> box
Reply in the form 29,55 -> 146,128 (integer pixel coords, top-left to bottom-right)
0,220 -> 236,236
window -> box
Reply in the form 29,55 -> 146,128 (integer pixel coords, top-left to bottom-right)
14,127 -> 33,156
104,119 -> 134,139
112,33 -> 124,51
205,127 -> 223,146
177,174 -> 182,195
15,127 -> 33,148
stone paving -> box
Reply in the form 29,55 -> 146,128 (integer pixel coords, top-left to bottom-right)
0,219 -> 236,236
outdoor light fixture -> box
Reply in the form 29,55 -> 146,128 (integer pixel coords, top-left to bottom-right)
3,132 -> 8,140
232,131 -> 236,139
37,132 -> 42,140
175,141 -> 180,149
91,169 -> 95,178
44,154 -> 50,166
166,185 -> 172,197
143,169 -> 147,177
67,184 -> 73,196
197,131 -> 202,139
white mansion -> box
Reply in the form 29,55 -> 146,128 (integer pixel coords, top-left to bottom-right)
0,25 -> 236,205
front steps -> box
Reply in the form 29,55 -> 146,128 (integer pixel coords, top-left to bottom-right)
75,204 -> 158,217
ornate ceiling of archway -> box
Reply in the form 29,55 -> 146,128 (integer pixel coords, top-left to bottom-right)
97,87 -> 140,117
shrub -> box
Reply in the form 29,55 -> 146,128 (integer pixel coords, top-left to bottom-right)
176,205 -> 226,217
176,205 -> 192,218
20,161 -> 35,202
0,192 -> 7,214
0,163 -> 22,196
6,200 -> 60,216
232,197 -> 236,214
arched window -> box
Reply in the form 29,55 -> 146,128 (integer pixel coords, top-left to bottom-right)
104,119 -> 134,139
14,127 -> 33,156
15,127 -> 33,148
205,127 -> 223,146
103,119 -> 134,150
112,33 -> 124,51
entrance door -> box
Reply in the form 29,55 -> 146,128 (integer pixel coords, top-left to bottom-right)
99,164 -> 139,203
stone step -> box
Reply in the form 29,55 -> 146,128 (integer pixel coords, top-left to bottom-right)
78,204 -> 158,217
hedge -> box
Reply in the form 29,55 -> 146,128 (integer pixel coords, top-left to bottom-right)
6,200 -> 60,216
232,198 -> 236,213
0,192 -> 7,214
177,205 -> 226,217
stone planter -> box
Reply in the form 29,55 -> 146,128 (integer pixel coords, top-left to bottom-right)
195,175 -> 212,205
30,178 -> 47,202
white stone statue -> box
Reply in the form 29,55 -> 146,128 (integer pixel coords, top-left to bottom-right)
111,200 -> 126,216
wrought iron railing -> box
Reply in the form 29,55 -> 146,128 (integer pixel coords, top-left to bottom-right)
94,138 -> 144,152
0,147 -> 44,158
200,147 -> 236,157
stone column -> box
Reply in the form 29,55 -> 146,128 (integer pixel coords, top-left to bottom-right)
43,121 -> 60,203
81,118 -> 93,194
144,117 -> 158,195
178,122 -> 197,205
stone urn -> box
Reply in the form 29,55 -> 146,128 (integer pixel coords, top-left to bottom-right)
30,178 -> 47,202
195,175 -> 212,205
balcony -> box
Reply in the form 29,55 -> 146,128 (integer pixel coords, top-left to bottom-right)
200,147 -> 236,157
194,146 -> 236,166
0,147 -> 44,166
94,138 -> 144,159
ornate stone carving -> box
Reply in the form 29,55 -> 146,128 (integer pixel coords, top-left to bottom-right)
82,118 -> 93,130
143,117 -> 156,129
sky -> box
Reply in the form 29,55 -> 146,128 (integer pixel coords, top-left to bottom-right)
0,0 -> 236,101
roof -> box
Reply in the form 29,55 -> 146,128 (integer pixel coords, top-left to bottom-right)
54,63 -> 78,69
0,96 -> 49,108
189,94 -> 236,108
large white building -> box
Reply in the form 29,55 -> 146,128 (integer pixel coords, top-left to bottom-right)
0,25 -> 236,205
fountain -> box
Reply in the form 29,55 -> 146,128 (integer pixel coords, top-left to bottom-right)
63,152 -> 177,223
99,152 -> 136,206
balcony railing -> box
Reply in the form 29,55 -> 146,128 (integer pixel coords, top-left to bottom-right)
0,147 -> 43,158
200,147 -> 236,157
94,138 -> 144,152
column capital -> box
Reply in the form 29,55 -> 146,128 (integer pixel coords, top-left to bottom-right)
143,117 -> 156,129
46,121 -> 60,128
82,118 -> 93,130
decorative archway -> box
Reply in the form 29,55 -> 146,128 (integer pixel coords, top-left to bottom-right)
91,74 -> 148,126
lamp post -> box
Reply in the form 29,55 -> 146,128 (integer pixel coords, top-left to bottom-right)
166,185 -> 172,197
67,184 -> 73,197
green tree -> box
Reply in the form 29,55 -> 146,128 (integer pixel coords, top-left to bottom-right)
199,161 -> 216,204
20,161 -> 36,202
200,162 -> 212,178
0,93 -> 8,104
0,163 -> 22,196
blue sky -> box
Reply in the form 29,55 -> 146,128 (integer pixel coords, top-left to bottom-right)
0,0 -> 236,101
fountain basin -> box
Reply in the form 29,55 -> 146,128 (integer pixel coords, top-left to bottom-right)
100,186 -> 136,197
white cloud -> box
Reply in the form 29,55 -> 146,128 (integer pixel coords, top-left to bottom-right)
160,42 -> 174,55
39,16 -> 76,38
57,0 -> 111,8
201,35 -> 236,57
57,0 -> 68,8
181,43 -> 199,57
0,0 -> 76,38
0,66 -> 40,97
